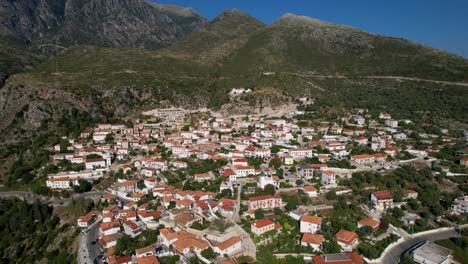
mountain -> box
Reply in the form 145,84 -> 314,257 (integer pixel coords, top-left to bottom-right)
162,9 -> 266,64
0,0 -> 207,51
222,14 -> 468,81
0,0 -> 207,97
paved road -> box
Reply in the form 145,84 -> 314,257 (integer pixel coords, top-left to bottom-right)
381,228 -> 462,264
78,220 -> 101,264
231,224 -> 257,260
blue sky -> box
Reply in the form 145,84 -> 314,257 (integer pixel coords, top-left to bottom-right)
153,0 -> 468,58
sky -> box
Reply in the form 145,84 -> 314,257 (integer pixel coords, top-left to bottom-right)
153,0 -> 468,58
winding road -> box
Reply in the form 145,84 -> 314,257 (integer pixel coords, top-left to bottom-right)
381,225 -> 467,264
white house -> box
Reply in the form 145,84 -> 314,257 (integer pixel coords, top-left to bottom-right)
300,215 -> 323,234
301,233 -> 323,252
258,175 -> 279,189
46,177 -> 79,189
232,165 -> 255,177
321,171 -> 337,188
303,185 -> 318,198
335,229 -> 359,252
213,236 -> 242,256
251,218 -> 276,236
289,148 -> 313,160
371,190 -> 394,212
385,119 -> 398,128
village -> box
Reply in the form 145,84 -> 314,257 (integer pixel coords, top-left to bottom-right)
40,91 -> 467,264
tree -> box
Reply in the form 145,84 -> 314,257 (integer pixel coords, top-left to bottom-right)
105,133 -> 114,143
322,241 -> 341,254
115,235 -> 135,256
391,207 -> 404,219
201,247 -> 216,260
220,189 -> 232,198
73,179 -> 92,193
357,226 -> 373,237
269,158 -> 282,169
254,209 -> 265,220
264,184 -> 276,195
393,189 -> 404,202
271,145 -> 283,154
274,208 -> 283,216
380,217 -> 389,230
325,190 -> 337,200
283,194 -> 299,211
137,180 -> 145,190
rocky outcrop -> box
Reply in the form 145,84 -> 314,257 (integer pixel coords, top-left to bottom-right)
0,0 -> 207,51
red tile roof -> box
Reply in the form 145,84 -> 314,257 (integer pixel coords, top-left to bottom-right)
372,190 -> 393,200
252,218 -> 275,228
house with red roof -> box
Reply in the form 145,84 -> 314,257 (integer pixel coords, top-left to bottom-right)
371,190 -> 394,212
213,236 -> 242,256
335,229 -> 359,252
248,195 -> 283,210
301,233 -> 324,251
312,252 -> 364,264
251,218 -> 281,236
300,215 -> 323,233
357,218 -> 380,231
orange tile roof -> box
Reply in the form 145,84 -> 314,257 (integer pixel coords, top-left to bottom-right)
215,236 -> 241,251
301,215 -> 323,225
136,256 -> 160,264
358,218 -> 380,229
100,220 -> 120,231
135,245 -> 154,256
372,190 -> 393,200
248,195 -> 281,202
304,185 -> 317,191
312,252 -> 363,264
301,233 -> 324,245
335,229 -> 358,245
252,218 -> 274,228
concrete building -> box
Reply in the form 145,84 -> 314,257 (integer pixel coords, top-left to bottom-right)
412,242 -> 452,264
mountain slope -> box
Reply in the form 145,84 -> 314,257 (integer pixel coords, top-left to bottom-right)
162,9 -> 266,64
0,36 -> 41,86
222,14 -> 468,81
0,0 -> 207,51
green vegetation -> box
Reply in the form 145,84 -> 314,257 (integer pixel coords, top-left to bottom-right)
435,235 -> 468,263
201,247 -> 217,260
0,198 -> 76,263
357,234 -> 399,259
114,229 -> 160,256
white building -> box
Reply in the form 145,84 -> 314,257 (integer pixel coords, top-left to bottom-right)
300,215 -> 323,234
213,236 -> 242,257
451,196 -> 468,216
229,88 -> 252,95
232,165 -> 255,177
385,119 -> 398,128
321,171 -> 337,188
251,219 -> 276,236
289,148 -> 313,160
371,191 -> 394,212
46,177 -> 79,189
301,233 -> 323,252
258,175 -> 279,189
412,242 -> 452,264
